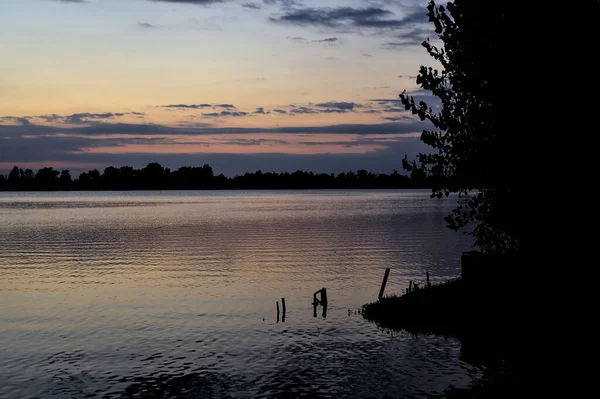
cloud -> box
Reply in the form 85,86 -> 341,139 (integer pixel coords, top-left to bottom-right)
0,116 -> 31,126
262,0 -> 300,9
382,27 -> 433,48
160,103 -> 236,109
290,106 -> 318,114
319,109 -> 348,114
242,2 -> 261,10
287,36 -> 308,43
383,106 -> 405,113
371,98 -> 404,105
161,104 -> 213,109
363,110 -> 381,114
313,37 -> 341,45
269,6 -> 427,32
398,74 -> 418,79
149,0 -> 231,5
289,36 -> 342,45
0,120 -> 429,138
64,113 -> 127,124
220,111 -> 248,116
315,101 -> 360,111
383,116 -> 412,122
253,107 -> 268,114
361,52 -> 373,57
16,112 -> 144,125
138,22 -> 159,29
36,114 -> 63,122
52,0 -> 86,3
203,111 -> 248,117
273,109 -> 287,114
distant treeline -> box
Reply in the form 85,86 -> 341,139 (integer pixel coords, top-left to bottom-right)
0,163 -> 432,191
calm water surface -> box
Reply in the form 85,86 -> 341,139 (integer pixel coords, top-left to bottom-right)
0,190 -> 477,398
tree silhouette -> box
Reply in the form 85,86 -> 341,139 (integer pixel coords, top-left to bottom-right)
7,166 -> 20,183
400,0 -> 517,254
2,162 -> 425,191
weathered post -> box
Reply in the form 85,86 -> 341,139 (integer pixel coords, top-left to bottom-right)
378,268 -> 391,301
321,288 -> 328,318
409,280 -> 413,293
277,301 -> 280,323
426,271 -> 431,288
281,298 -> 286,322
320,288 -> 328,307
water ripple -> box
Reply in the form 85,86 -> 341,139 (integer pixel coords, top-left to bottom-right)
0,190 -> 475,398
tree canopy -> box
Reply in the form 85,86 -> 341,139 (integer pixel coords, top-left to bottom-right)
0,163 -> 430,191
400,1 -> 518,254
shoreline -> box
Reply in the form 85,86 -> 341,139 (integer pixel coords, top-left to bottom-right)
361,254 -> 526,397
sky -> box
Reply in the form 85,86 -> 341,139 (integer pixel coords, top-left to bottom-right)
0,0 -> 441,176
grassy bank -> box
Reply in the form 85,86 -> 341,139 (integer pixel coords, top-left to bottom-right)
362,278 -> 471,338
361,271 -> 526,398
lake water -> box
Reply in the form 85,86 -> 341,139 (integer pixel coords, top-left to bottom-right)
0,190 -> 477,398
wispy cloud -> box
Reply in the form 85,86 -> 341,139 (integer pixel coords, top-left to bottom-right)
382,27 -> 434,48
203,111 -> 248,117
149,0 -> 233,5
160,103 -> 236,109
138,22 -> 159,29
315,101 -> 361,111
0,116 -> 32,126
161,104 -> 213,109
242,2 -> 261,10
0,112 -> 145,126
270,6 -> 427,32
313,37 -> 341,44
262,0 -> 301,9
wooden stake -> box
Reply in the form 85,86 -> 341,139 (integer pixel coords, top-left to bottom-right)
321,288 -> 328,307
378,268 -> 391,301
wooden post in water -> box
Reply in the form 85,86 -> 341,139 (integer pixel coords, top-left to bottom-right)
281,298 -> 286,322
409,280 -> 413,293
378,268 -> 391,301
276,301 -> 280,323
320,288 -> 328,307
321,288 -> 328,318
426,271 -> 431,288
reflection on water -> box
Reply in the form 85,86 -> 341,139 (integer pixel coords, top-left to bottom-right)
0,190 -> 475,398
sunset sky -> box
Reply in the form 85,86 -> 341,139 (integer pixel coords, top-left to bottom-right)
0,0 -> 440,176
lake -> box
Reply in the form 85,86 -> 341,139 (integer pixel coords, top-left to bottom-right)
0,190 -> 477,398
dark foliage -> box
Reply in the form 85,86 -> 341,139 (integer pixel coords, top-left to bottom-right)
0,163 -> 431,191
400,1 -> 518,255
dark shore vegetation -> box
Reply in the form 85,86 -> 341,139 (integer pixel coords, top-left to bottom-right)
0,163 -> 435,191
362,257 -> 526,398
